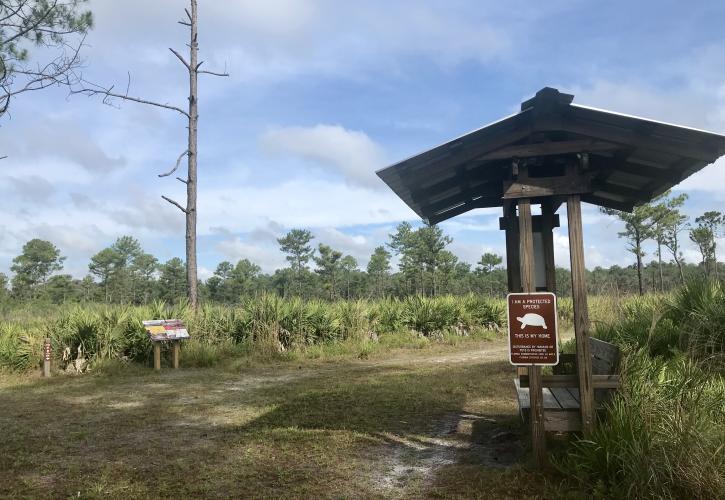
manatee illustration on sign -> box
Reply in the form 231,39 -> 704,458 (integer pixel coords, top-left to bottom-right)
516,313 -> 547,329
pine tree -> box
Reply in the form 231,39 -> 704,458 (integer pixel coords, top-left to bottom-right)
278,229 -> 314,295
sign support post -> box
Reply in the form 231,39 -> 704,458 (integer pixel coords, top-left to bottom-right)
172,341 -> 180,369
517,198 -> 547,467
43,338 -> 51,378
154,343 -> 161,371
568,194 -> 595,434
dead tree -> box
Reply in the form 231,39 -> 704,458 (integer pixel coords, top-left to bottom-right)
75,0 -> 227,308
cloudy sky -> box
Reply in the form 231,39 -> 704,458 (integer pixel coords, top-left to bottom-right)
2,0 -> 725,279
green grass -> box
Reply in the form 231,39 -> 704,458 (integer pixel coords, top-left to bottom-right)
0,339 -> 579,499
558,351 -> 725,499
0,295 -> 508,373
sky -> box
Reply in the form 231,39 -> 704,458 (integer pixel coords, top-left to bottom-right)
2,0 -> 725,280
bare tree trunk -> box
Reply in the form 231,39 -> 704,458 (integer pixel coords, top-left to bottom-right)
675,256 -> 685,285
714,246 -> 720,281
635,245 -> 644,296
657,238 -> 664,292
75,0 -> 227,310
186,0 -> 199,308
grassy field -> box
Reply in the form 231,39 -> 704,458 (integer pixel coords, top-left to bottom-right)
0,337 -> 579,499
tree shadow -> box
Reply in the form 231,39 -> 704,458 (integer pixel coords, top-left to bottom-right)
0,359 -> 528,497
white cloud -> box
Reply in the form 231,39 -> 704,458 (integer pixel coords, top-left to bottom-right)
198,176 -> 415,235
216,237 -> 287,273
260,124 -> 386,188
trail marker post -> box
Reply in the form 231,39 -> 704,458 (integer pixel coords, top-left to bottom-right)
43,338 -> 52,378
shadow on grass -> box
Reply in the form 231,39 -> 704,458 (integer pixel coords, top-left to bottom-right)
0,358 -> 533,498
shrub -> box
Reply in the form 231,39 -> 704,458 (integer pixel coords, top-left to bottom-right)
559,350 -> 725,499
668,280 -> 725,366
0,293 -> 510,371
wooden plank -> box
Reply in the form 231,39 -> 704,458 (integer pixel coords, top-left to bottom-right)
542,388 -> 562,409
518,198 -> 546,467
408,116 -> 532,171
590,338 -> 620,362
503,173 -> 592,199
519,374 -> 620,389
567,194 -> 596,435
550,387 -> 580,409
544,411 -> 582,432
477,139 -> 620,161
568,387 -> 581,403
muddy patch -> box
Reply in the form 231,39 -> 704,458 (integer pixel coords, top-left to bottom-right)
374,412 -> 524,494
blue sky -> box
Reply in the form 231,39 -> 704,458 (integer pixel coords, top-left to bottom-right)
2,0 -> 725,279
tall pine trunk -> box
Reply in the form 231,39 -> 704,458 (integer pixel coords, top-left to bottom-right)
657,238 -> 664,292
185,0 -> 199,308
635,240 -> 644,296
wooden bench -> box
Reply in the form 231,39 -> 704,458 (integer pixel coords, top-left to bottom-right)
514,338 -> 620,432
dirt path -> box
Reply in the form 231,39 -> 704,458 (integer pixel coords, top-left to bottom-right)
216,340 -> 520,496
222,340 -> 510,393
1,339 -> 525,498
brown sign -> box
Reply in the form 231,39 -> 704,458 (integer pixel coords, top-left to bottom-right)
507,292 -> 559,365
43,340 -> 52,361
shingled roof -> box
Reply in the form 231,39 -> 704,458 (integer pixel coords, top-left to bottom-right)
377,87 -> 725,224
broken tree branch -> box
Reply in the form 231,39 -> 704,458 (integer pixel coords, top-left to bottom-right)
161,195 -> 187,213
159,149 -> 189,177
198,69 -> 229,77
72,79 -> 190,118
169,47 -> 190,70
176,176 -> 188,184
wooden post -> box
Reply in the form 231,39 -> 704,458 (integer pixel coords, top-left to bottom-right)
503,201 -> 521,293
153,343 -> 161,371
519,198 -> 547,467
172,341 -> 180,369
567,194 -> 595,434
43,338 -> 51,378
541,200 -> 557,293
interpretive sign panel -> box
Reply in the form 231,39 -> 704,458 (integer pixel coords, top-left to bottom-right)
143,319 -> 190,342
507,292 -> 558,365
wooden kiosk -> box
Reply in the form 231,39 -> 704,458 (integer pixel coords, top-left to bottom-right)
376,87 -> 725,466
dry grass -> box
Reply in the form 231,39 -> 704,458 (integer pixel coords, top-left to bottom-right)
0,339 -> 579,499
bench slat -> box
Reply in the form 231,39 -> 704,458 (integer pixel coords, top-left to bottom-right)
519,374 -> 620,389
544,411 -> 581,432
542,388 -> 562,410
550,387 -> 580,409
568,387 -> 580,403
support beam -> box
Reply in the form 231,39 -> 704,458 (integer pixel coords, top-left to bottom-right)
475,139 -> 619,161
503,201 -> 520,293
541,200 -> 557,292
518,198 -> 546,467
567,194 -> 595,435
499,214 -> 560,232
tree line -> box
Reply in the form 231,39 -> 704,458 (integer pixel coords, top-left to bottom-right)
1,194 -> 721,304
